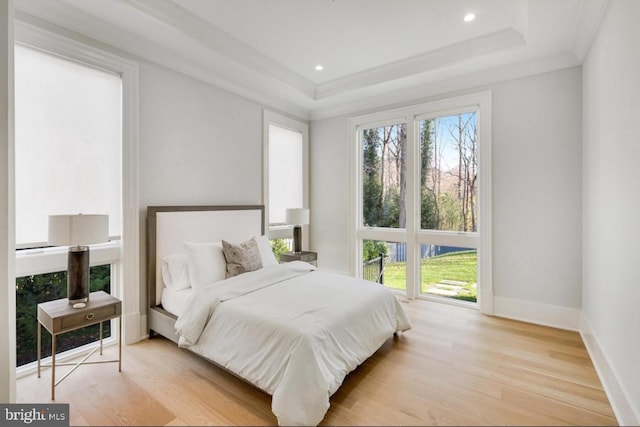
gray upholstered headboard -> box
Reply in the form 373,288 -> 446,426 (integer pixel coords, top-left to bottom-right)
147,205 -> 265,307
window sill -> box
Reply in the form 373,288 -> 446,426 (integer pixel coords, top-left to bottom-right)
16,241 -> 121,277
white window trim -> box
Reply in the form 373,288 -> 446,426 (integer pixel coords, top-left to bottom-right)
349,92 -> 492,314
262,110 -> 309,243
14,21 -> 141,344
16,242 -> 120,277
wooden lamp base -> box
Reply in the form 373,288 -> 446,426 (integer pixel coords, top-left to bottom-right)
68,246 -> 90,307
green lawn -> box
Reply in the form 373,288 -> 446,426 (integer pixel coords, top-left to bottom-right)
382,250 -> 477,302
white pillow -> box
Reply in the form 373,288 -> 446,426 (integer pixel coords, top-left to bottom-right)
161,253 -> 191,291
255,235 -> 278,267
183,241 -> 227,290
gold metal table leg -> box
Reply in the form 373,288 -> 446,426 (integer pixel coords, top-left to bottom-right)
37,322 -> 41,378
118,316 -> 122,372
51,334 -> 56,401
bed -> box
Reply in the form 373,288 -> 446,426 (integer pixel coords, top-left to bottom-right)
147,205 -> 411,426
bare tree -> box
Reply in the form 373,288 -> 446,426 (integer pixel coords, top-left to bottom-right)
383,124 -> 407,228
398,124 -> 407,228
380,126 -> 390,201
447,113 -> 477,231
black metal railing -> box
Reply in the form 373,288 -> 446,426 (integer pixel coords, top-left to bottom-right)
363,253 -> 387,284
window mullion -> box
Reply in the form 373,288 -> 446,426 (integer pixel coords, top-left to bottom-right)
405,117 -> 418,299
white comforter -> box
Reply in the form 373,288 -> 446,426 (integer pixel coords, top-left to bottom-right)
175,261 -> 411,426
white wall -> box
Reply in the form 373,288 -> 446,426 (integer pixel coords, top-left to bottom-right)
309,116 -> 351,273
491,68 -> 583,328
582,1 -> 640,423
138,62 -> 264,207
310,67 -> 583,326
137,62 -> 270,313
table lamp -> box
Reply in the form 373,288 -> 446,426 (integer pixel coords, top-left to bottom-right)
285,208 -> 309,253
48,214 -> 109,308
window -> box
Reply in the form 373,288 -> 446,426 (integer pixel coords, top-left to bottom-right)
263,111 -> 308,253
268,124 -> 304,226
363,239 -> 406,290
361,122 -> 407,229
15,45 -> 122,247
420,245 -> 477,302
14,45 -> 122,368
352,93 -> 491,311
419,113 -> 478,232
13,23 -> 140,369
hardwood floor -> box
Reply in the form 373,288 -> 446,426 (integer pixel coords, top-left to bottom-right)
17,298 -> 617,426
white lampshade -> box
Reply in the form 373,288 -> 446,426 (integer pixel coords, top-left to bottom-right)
285,208 -> 309,226
48,214 -> 109,247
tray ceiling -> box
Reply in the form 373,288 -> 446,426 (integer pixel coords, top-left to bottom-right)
15,0 -> 608,119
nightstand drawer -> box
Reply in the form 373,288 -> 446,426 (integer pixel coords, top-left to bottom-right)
298,253 -> 316,262
279,251 -> 317,265
60,304 -> 118,331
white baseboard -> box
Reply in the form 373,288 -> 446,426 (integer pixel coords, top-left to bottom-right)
479,289 -> 494,314
492,296 -> 581,331
581,314 -> 640,426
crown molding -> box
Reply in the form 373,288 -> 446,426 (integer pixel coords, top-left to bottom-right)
570,0 -> 610,61
308,51 -> 581,120
315,28 -> 525,100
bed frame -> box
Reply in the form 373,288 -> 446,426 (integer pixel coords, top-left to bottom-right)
146,205 -> 265,342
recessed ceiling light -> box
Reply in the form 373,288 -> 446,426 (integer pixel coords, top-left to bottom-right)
315,64 -> 324,71
464,13 -> 475,22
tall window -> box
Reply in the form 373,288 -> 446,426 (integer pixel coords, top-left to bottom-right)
15,45 -> 122,246
14,44 -> 123,367
353,93 -> 491,311
263,111 -> 309,257
417,112 -> 478,302
268,124 -> 304,226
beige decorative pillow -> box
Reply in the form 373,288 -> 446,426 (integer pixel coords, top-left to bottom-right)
221,237 -> 263,278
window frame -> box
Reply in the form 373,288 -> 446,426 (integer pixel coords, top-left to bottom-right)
263,110 -> 309,242
350,92 -> 492,314
14,20 -> 140,363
